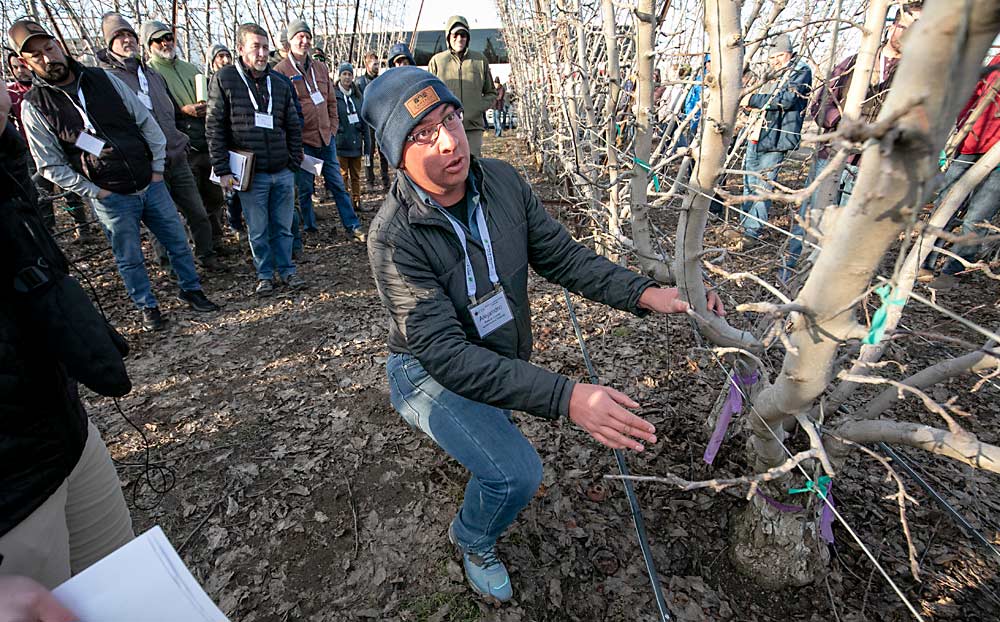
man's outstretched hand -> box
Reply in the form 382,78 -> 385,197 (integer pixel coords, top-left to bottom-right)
638,286 -> 726,317
0,576 -> 76,622
569,384 -> 656,452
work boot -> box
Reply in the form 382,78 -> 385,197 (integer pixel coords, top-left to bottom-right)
284,273 -> 308,290
255,279 -> 274,297
142,307 -> 166,331
448,521 -> 512,604
198,255 -> 224,272
177,289 -> 220,312
351,228 -> 367,243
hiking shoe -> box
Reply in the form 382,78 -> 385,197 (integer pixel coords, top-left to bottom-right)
142,307 -> 166,331
178,289 -> 220,312
255,279 -> 275,297
916,268 -> 936,282
284,273 -> 308,290
448,522 -> 513,604
198,255 -> 224,272
351,228 -> 367,243
928,273 -> 958,291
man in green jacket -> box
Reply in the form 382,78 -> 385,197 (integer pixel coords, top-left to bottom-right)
363,68 -> 723,604
427,16 -> 496,158
143,20 -> 226,246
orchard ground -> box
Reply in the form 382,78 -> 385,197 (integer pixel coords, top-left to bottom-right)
70,135 -> 1000,621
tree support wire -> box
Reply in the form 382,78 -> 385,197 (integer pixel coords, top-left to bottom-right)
877,441 -> 1000,564
562,288 -> 672,622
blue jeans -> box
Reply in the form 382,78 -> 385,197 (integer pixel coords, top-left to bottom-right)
91,180 -> 201,309
238,169 -> 296,280
493,108 -> 503,136
296,142 -> 361,233
387,353 -> 543,552
924,154 -> 1000,275
785,156 -> 831,271
742,142 -> 786,238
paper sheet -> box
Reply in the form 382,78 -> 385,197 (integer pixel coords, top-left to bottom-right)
301,153 -> 324,176
53,526 -> 229,622
209,151 -> 251,188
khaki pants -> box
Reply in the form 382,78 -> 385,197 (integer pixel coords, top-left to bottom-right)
338,155 -> 363,207
466,129 -> 484,159
0,421 -> 134,589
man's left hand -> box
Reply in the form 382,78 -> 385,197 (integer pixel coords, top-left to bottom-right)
638,286 -> 726,317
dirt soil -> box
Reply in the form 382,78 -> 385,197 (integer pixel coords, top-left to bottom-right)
68,135 -> 999,622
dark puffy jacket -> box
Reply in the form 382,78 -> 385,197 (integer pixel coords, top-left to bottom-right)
205,59 -> 303,176
367,158 -> 655,420
0,121 -> 131,538
747,59 -> 813,153
335,84 -> 364,158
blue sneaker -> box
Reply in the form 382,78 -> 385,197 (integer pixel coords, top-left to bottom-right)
448,522 -> 513,603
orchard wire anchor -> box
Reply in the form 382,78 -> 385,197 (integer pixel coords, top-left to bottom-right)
562,288 -> 672,622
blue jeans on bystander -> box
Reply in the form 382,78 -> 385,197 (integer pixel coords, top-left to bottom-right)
238,169 -> 296,281
741,142 -> 787,239
295,142 -> 362,233
91,180 -> 202,309
387,353 -> 543,552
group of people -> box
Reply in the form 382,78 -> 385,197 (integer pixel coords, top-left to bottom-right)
667,1 -> 996,289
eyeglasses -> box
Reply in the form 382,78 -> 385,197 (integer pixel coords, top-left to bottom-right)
449,32 -> 469,39
406,110 -> 464,145
152,34 -> 174,44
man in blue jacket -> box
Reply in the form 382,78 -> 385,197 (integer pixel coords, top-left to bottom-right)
736,35 -> 811,245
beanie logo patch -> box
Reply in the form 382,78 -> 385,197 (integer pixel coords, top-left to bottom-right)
404,86 -> 440,118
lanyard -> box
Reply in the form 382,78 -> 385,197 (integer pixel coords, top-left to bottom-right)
73,87 -> 96,133
234,61 -> 272,115
879,53 -> 886,84
293,59 -> 319,94
137,65 -> 150,99
340,87 -> 356,115
438,199 -> 499,302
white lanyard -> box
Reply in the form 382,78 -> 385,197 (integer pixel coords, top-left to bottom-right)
234,61 -> 272,115
294,60 -> 320,94
137,65 -> 150,98
73,87 -> 97,133
341,88 -> 356,114
438,200 -> 499,302
879,54 -> 886,84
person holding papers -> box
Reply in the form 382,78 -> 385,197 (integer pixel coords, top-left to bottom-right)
97,13 -> 220,273
207,23 -> 305,297
274,19 -> 365,243
12,19 -> 219,332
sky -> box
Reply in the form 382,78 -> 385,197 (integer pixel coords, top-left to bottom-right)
402,0 -> 503,32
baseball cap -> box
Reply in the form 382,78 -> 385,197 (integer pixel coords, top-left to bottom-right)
8,19 -> 54,55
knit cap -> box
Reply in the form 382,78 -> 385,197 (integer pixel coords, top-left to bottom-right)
208,42 -> 230,64
286,19 -> 311,42
338,62 -> 354,76
387,42 -> 415,66
101,13 -> 137,47
360,66 -> 462,167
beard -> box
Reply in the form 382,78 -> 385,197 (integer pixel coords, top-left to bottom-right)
150,46 -> 176,61
41,62 -> 69,83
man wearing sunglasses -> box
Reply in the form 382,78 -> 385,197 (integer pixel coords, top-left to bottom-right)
427,15 -> 496,158
363,67 -> 724,604
143,20 -> 228,252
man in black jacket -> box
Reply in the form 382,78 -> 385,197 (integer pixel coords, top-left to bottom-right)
0,85 -> 133,596
363,67 -> 723,603
207,23 -> 305,297
12,19 -> 219,331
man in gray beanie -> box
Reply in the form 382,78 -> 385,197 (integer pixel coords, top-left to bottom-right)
363,66 -> 723,605
274,18 -> 364,240
98,12 -> 220,272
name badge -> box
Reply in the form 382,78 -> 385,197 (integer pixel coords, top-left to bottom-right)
348,113 -> 360,124
137,92 -> 153,109
255,112 -> 274,129
310,91 -> 325,106
469,287 -> 514,339
75,132 -> 106,156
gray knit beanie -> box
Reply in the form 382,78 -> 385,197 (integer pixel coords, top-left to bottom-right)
360,66 -> 463,168
101,13 -> 137,47
338,62 -> 354,76
286,19 -> 311,43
